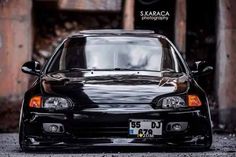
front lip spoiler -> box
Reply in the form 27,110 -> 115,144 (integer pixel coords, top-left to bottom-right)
24,135 -> 210,150
24,140 -> 210,152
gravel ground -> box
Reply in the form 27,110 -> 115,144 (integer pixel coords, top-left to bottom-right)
0,133 -> 235,157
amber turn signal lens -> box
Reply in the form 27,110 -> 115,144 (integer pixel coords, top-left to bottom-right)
188,95 -> 202,107
29,96 -> 42,108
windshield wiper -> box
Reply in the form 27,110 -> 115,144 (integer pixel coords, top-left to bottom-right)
113,68 -> 133,71
68,68 -> 87,71
162,68 -> 176,73
65,68 -> 174,72
54,68 -> 87,73
68,68 -> 132,71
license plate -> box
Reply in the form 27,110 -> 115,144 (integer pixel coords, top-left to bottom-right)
129,119 -> 162,137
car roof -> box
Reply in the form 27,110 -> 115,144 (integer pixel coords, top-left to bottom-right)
68,29 -> 167,39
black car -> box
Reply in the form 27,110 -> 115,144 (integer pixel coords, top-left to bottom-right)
19,29 -> 213,151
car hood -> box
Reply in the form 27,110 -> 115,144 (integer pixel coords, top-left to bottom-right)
41,71 -> 190,108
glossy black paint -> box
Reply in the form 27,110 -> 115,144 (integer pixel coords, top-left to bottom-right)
19,30 -> 212,151
21,61 -> 41,76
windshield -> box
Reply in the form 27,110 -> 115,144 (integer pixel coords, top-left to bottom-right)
47,36 -> 183,73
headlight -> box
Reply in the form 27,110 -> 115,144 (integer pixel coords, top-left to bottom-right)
44,97 -> 71,110
159,96 -> 186,109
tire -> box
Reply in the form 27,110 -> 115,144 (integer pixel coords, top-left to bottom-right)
19,112 -> 32,152
19,121 -> 28,152
203,129 -> 213,150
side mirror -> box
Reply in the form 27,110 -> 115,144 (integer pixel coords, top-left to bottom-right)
21,61 -> 41,76
191,61 -> 213,77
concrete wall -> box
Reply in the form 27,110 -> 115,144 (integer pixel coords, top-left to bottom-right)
0,0 -> 32,99
216,0 -> 236,131
58,0 -> 121,11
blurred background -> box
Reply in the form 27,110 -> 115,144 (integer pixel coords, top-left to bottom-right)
0,0 -> 235,133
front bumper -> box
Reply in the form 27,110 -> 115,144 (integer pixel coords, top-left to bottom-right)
22,109 -> 212,149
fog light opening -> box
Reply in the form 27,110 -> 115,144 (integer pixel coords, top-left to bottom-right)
43,123 -> 64,133
172,123 -> 182,131
166,122 -> 188,132
50,125 -> 58,133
